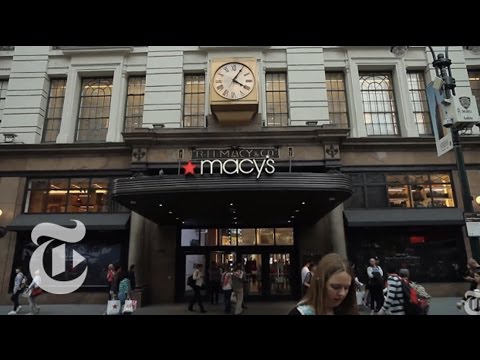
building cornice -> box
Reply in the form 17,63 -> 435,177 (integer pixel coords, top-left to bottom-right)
0,143 -> 131,156
342,136 -> 480,151
54,46 -> 134,55
122,126 -> 350,147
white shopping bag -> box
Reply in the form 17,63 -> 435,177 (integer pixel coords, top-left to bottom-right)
107,300 -> 121,315
122,300 -> 134,314
356,290 -> 365,306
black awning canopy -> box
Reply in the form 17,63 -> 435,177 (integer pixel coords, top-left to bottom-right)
111,172 -> 352,228
7,213 -> 131,231
343,208 -> 464,227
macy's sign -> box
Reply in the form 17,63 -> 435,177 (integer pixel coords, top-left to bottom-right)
182,156 -> 275,179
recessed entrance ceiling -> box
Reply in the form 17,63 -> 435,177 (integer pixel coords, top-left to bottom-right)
111,173 -> 352,228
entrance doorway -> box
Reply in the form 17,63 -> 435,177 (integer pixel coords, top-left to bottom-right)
179,248 -> 295,301
177,227 -> 297,302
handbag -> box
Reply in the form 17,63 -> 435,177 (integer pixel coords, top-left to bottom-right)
230,292 -> 237,304
122,299 -> 134,314
107,300 -> 121,315
31,287 -> 43,297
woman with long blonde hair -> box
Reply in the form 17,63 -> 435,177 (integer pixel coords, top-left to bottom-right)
289,253 -> 359,315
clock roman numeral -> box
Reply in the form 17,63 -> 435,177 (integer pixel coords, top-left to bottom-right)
244,86 -> 251,91
245,79 -> 253,83
231,64 -> 236,71
223,66 -> 229,72
231,92 -> 236,99
223,89 -> 229,97
217,85 -> 224,91
243,72 -> 250,76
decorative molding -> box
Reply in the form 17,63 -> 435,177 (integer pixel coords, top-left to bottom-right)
56,46 -> 134,55
325,144 -> 340,159
132,147 -> 147,162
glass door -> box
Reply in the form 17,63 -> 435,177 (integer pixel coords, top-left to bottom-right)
269,253 -> 291,295
238,253 -> 262,296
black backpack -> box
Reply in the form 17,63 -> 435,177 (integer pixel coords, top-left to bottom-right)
187,275 -> 195,288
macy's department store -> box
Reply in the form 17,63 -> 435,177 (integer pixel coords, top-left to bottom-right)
0,126 -> 355,304
0,126 -> 473,304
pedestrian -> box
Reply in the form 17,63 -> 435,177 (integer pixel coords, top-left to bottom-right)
106,263 -> 115,299
377,263 -> 405,315
208,261 -> 221,305
8,266 -> 26,315
232,263 -> 245,315
118,270 -> 132,315
367,257 -> 384,313
302,262 -> 316,296
288,253 -> 358,315
27,270 -> 42,315
188,263 -> 207,313
221,266 -> 233,314
128,264 -> 136,291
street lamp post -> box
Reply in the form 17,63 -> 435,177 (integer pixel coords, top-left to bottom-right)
392,46 -> 480,261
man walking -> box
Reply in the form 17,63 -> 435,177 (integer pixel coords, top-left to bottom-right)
8,267 -> 26,315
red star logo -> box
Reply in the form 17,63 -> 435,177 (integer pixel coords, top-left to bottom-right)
182,160 -> 197,176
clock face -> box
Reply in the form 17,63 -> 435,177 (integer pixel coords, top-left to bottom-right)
213,62 -> 255,100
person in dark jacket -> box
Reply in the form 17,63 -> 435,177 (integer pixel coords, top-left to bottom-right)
128,264 -> 136,291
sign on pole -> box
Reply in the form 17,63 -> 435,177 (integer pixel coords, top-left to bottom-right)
464,213 -> 480,237
425,83 -> 453,157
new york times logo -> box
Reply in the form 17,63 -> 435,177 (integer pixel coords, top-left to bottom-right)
29,220 -> 87,295
463,290 -> 480,315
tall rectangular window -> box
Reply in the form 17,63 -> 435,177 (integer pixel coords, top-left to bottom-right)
266,72 -> 289,126
407,72 -> 432,135
124,76 -> 145,132
468,69 -> 480,113
42,79 -> 67,142
359,72 -> 399,136
326,72 -> 349,128
183,74 -> 205,127
0,80 -> 7,125
76,78 -> 113,142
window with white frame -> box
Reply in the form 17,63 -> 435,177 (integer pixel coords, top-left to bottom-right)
359,72 -> 399,136
76,78 -> 113,142
124,76 -> 145,132
326,72 -> 349,128
0,80 -> 7,125
183,74 -> 205,127
42,79 -> 67,143
265,72 -> 289,126
407,72 -> 432,136
468,69 -> 480,114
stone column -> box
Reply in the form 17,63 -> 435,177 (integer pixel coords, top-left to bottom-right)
128,211 -> 145,288
329,203 -> 347,258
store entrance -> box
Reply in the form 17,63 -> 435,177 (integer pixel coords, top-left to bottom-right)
179,247 -> 296,302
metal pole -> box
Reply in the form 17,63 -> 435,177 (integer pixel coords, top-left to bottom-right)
452,129 -> 480,260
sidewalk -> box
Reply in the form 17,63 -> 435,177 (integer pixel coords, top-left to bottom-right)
0,297 -> 467,315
